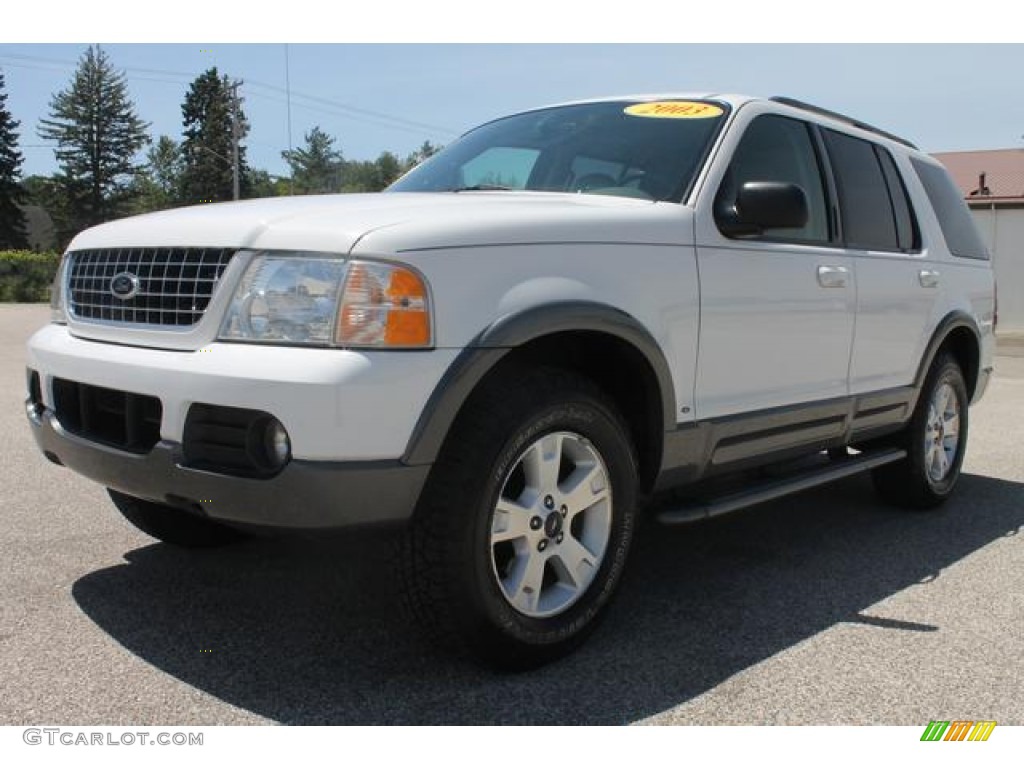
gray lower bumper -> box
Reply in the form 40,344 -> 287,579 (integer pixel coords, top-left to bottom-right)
28,406 -> 429,531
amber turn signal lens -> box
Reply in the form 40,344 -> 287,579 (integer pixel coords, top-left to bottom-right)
335,261 -> 432,348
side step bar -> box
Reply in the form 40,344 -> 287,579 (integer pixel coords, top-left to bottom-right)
657,448 -> 907,525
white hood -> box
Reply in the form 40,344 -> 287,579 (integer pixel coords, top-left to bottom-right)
68,191 -> 695,255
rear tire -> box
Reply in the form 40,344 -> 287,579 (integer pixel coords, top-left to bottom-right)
108,489 -> 245,548
399,367 -> 639,670
872,353 -> 969,509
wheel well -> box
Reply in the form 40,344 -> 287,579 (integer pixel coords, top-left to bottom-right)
470,332 -> 664,493
939,326 -> 981,399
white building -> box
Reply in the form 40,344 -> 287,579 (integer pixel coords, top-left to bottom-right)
933,149 -> 1024,334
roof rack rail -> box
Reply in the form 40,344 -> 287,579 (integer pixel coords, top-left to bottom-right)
769,96 -> 918,150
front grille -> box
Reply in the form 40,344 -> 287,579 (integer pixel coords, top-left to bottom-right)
52,378 -> 162,454
67,247 -> 236,327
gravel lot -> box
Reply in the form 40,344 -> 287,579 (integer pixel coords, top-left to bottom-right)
2,303 -> 1021,725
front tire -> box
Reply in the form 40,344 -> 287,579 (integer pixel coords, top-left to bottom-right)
108,489 -> 245,548
400,367 -> 639,669
872,352 -> 969,509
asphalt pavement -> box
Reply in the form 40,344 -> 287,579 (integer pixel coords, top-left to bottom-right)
1,304 -> 1021,725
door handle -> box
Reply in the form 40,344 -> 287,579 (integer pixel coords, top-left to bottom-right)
817,265 -> 849,288
919,269 -> 941,288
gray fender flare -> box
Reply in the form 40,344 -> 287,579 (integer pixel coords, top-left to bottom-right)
401,301 -> 677,466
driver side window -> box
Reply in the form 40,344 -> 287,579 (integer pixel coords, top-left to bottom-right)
717,114 -> 830,243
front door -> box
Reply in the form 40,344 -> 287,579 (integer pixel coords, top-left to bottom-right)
693,110 -> 855,420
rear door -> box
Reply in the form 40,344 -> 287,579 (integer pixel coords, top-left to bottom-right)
821,129 -> 933,395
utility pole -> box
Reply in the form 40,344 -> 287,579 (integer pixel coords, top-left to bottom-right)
285,44 -> 294,195
230,81 -> 241,201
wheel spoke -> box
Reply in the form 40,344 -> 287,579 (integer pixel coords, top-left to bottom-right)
521,434 -> 563,493
926,443 -> 941,479
552,536 -> 598,589
492,497 -> 535,543
561,462 -> 609,517
944,413 -> 959,440
937,387 -> 954,417
507,550 -> 547,614
936,445 -> 949,478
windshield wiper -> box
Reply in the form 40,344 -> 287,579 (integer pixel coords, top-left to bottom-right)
448,184 -> 512,192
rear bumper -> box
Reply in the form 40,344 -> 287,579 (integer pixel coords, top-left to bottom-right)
28,405 -> 428,530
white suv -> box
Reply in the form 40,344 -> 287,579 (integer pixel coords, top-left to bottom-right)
26,94 -> 996,668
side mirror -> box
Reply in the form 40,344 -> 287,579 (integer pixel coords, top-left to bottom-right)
717,181 -> 809,236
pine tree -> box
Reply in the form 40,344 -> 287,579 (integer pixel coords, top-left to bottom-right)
179,68 -> 250,203
0,69 -> 29,249
282,126 -> 343,194
37,46 -> 149,233
404,140 -> 442,172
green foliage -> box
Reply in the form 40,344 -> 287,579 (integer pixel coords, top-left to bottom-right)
0,249 -> 60,302
247,169 -> 290,198
278,129 -> 432,195
282,126 -> 343,194
37,46 -> 150,239
20,174 -> 67,228
404,140 -> 442,170
179,69 -> 250,204
0,70 -> 29,249
127,135 -> 184,214
340,151 -> 405,193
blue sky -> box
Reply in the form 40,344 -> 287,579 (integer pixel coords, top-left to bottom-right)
3,43 -> 1023,179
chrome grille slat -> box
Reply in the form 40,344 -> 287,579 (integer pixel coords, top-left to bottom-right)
67,247 -> 236,327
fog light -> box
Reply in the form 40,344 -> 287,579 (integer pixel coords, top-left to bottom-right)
264,418 -> 291,468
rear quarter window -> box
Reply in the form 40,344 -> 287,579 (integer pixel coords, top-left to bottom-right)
910,158 -> 990,260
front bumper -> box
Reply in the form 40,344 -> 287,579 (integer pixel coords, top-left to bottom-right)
26,324 -> 458,460
24,323 -> 460,530
27,405 -> 429,530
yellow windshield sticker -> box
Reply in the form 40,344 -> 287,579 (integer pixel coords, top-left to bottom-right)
624,101 -> 723,119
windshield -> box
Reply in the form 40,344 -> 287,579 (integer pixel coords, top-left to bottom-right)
388,100 -> 728,202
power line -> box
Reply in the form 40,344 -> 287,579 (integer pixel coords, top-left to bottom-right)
242,84 -> 454,138
0,49 -> 460,137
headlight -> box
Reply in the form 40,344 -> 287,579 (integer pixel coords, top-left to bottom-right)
50,255 -> 67,325
219,253 -> 433,349
219,254 -> 347,345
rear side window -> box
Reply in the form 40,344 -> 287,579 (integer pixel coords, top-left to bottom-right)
910,158 -> 990,260
824,129 -> 917,252
876,149 -> 920,251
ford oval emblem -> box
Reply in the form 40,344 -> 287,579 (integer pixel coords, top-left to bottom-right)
110,272 -> 141,301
